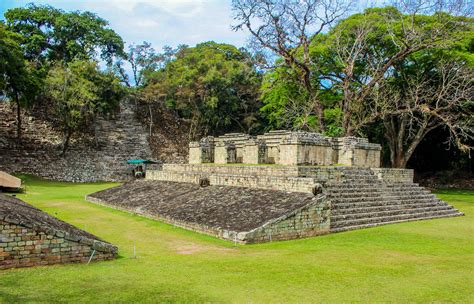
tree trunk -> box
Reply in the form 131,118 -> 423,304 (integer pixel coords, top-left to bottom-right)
148,104 -> 153,137
301,67 -> 325,132
316,101 -> 325,133
391,149 -> 408,168
385,114 -> 433,169
15,94 -> 21,141
61,128 -> 72,156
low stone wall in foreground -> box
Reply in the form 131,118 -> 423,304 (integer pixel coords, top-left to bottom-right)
0,194 -> 117,270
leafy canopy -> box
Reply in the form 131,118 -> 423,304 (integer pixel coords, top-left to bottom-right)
144,41 -> 262,136
45,59 -> 125,154
4,3 -> 124,65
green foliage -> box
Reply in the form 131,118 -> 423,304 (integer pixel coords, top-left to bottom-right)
0,23 -> 39,104
4,3 -> 124,65
46,60 -> 100,130
45,59 -> 124,153
260,68 -> 307,130
144,41 -> 261,136
323,108 -> 343,137
259,6 -> 473,168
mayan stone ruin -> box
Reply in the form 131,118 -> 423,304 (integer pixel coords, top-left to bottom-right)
87,131 -> 463,244
188,130 -> 381,167
0,194 -> 117,270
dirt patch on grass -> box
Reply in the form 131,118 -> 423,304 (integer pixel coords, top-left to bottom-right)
170,240 -> 237,255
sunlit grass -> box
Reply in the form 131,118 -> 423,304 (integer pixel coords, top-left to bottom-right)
0,175 -> 472,303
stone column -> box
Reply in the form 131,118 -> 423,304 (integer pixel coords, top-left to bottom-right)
243,139 -> 267,164
331,137 -> 355,166
214,141 -> 236,164
188,136 -> 215,164
279,132 -> 333,165
331,137 -> 381,167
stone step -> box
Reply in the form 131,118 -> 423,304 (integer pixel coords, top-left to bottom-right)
330,212 -> 464,233
327,183 -> 421,190
339,175 -> 381,183
331,205 -> 456,221
327,180 -> 380,185
332,201 -> 449,214
327,188 -> 430,195
331,197 -> 442,209
330,209 -> 462,228
383,183 -> 421,188
328,192 -> 436,200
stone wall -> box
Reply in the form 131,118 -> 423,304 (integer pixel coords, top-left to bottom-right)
372,168 -> 414,183
241,196 -> 330,243
0,101 -> 152,182
147,164 -> 415,193
0,220 -> 116,270
209,175 -> 319,193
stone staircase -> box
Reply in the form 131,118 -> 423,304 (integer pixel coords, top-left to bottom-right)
326,168 -> 463,233
0,101 -> 153,182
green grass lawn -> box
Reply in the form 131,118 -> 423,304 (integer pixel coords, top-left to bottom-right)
1,175 -> 473,303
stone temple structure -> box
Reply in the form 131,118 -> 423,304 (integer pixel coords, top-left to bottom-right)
0,194 -> 117,269
189,130 -> 381,167
87,131 -> 463,244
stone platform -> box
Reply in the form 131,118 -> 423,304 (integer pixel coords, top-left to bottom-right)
86,164 -> 463,244
146,164 -> 414,194
86,181 -> 330,244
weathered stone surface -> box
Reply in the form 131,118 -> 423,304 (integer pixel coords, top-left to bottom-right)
0,101 -> 152,182
86,181 -> 330,243
0,194 -> 117,270
189,131 -> 381,167
142,165 -> 463,241
146,164 -> 416,193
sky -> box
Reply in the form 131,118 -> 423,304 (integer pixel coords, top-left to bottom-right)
0,0 -> 249,51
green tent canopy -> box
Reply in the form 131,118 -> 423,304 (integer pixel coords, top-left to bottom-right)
126,159 -> 158,165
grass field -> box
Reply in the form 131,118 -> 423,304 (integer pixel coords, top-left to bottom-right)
0,175 -> 473,303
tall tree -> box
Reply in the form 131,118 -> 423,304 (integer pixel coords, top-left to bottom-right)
45,59 -> 124,155
232,0 -> 353,132
321,3 -> 473,136
256,2 -> 473,168
378,57 -> 473,168
115,42 -> 183,87
0,23 -> 40,140
318,4 -> 474,167
143,42 -> 261,138
4,4 -> 124,65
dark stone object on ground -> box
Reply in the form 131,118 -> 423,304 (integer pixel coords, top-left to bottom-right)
0,194 -> 117,270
